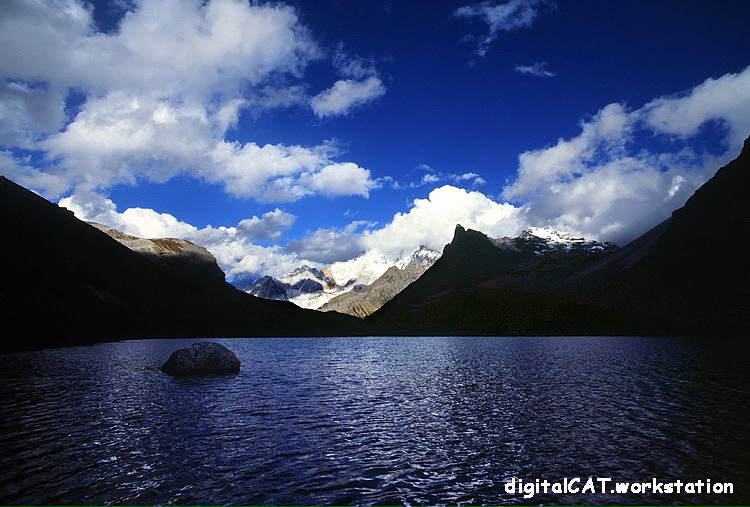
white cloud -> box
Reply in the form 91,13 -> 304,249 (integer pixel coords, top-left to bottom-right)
0,150 -> 70,197
237,209 -> 296,241
515,61 -> 555,77
310,76 -> 386,118
0,81 -> 67,148
283,222 -> 370,264
332,43 -> 378,80
299,162 -> 378,197
421,173 -> 441,184
0,0 -> 381,202
404,165 -> 486,189
0,0 -> 317,103
361,185 -> 523,258
502,66 -> 750,245
455,0 -> 554,56
642,67 -> 750,150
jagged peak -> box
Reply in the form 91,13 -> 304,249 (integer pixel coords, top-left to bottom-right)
520,226 -> 588,244
513,226 -> 616,254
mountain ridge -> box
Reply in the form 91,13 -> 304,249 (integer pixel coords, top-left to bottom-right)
0,176 -> 361,352
366,135 -> 750,338
1,135 -> 748,351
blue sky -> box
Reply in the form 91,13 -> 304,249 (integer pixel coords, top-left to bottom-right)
2,0 -> 749,285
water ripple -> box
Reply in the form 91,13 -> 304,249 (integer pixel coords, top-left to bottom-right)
0,336 -> 749,505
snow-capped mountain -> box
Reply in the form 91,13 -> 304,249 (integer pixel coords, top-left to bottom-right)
278,265 -> 336,289
496,226 -> 617,255
321,246 -> 443,318
326,249 -> 393,287
245,246 -> 442,310
245,227 -> 613,312
395,245 -> 443,270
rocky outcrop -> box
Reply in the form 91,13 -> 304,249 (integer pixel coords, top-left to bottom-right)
89,223 -> 226,287
161,342 -> 241,376
247,275 -> 290,300
320,262 -> 433,318
249,246 -> 441,315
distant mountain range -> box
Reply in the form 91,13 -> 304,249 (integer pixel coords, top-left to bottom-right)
247,229 -> 614,319
247,246 -> 441,317
1,135 -> 748,351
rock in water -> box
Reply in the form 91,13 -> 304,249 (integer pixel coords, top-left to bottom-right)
161,342 -> 240,377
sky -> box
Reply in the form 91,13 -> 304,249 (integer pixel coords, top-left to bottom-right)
2,0 -> 749,287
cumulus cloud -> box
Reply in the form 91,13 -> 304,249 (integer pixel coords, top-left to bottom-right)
0,0 -> 380,201
642,68 -> 750,150
455,0 -> 555,56
283,222 -> 370,264
503,66 -> 750,245
310,76 -> 386,118
237,209 -> 296,241
515,61 -> 555,77
361,185 -> 523,258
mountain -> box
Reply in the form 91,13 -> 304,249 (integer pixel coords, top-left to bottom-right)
245,275 -> 290,300
577,135 -> 750,337
245,246 -> 441,312
367,136 -> 750,339
3,135 -> 747,350
366,225 -> 620,335
319,246 -> 441,318
89,223 -> 226,287
0,176 -> 360,352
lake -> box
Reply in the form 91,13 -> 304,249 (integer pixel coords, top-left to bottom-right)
0,336 -> 748,505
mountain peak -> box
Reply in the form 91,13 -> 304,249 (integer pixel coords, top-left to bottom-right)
520,226 -> 586,244
513,226 -> 617,255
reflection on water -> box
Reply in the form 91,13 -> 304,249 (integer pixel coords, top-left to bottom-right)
0,336 -> 748,505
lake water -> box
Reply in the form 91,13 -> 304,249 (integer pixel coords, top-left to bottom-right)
0,336 -> 748,505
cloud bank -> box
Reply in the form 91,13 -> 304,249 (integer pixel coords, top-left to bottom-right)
505,66 -> 750,244
54,65 -> 750,282
0,0 -> 381,202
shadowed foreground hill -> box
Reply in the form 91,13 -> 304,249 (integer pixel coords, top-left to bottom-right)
0,176 -> 360,352
582,135 -> 750,337
365,225 -> 632,336
367,136 -> 750,339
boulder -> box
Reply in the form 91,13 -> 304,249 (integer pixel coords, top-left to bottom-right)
161,341 -> 240,377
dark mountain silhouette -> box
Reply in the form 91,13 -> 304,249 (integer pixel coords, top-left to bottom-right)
367,136 -> 750,339
365,225 -> 629,336
2,136 -> 748,351
0,176 -> 360,352
581,135 -> 750,337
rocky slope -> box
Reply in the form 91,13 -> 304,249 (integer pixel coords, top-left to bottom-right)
89,223 -> 226,287
246,246 -> 441,311
319,246 -> 441,318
